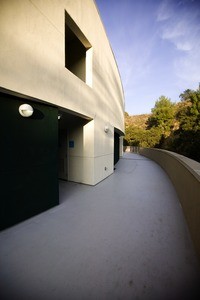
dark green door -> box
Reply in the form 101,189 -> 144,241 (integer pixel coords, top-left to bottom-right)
0,93 -> 59,230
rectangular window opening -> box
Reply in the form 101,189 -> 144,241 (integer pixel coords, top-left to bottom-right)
65,11 -> 92,86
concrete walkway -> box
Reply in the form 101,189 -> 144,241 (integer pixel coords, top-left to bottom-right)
0,153 -> 199,300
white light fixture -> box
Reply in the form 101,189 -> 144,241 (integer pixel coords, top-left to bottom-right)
19,104 -> 34,117
104,125 -> 109,133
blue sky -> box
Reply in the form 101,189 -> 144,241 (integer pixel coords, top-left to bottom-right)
95,0 -> 200,115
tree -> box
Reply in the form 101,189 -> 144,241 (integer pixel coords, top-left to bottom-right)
124,125 -> 162,148
173,88 -> 200,162
179,89 -> 194,102
147,96 -> 175,137
124,111 -> 129,118
177,89 -> 200,132
124,89 -> 200,162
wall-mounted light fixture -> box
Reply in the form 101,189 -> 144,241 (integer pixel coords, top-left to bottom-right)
104,125 -> 109,133
19,104 -> 34,117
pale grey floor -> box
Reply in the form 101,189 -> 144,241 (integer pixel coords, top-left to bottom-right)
0,153 -> 199,300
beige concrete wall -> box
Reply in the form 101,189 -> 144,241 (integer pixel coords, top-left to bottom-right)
0,0 -> 124,185
119,137 -> 124,157
140,148 -> 200,260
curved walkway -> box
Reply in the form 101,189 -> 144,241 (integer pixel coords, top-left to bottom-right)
0,153 -> 199,299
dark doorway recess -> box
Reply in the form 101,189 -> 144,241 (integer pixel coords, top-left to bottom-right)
114,132 -> 120,165
58,109 -> 90,181
0,93 -> 59,230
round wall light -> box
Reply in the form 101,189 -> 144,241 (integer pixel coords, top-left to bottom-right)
104,126 -> 109,133
19,104 -> 34,117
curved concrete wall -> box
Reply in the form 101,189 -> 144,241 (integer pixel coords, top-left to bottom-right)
140,148 -> 200,259
0,0 -> 124,185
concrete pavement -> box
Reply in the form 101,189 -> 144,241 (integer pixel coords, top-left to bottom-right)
0,153 -> 199,299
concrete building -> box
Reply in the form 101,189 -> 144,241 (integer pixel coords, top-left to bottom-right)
0,0 -> 125,229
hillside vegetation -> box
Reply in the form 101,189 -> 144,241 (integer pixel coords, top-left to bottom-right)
125,113 -> 150,129
124,88 -> 200,162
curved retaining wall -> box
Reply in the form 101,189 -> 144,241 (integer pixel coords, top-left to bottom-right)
139,148 -> 200,260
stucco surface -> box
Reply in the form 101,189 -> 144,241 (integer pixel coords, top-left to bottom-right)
0,153 -> 199,300
0,0 -> 124,127
0,0 -> 125,185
